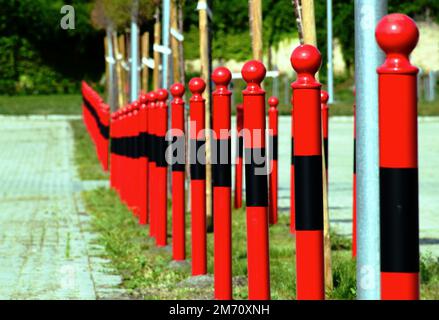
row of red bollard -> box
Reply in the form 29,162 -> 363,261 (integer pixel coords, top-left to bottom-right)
91,13 -> 419,301
81,81 -> 110,171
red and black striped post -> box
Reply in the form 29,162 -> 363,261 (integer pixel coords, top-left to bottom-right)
290,94 -> 296,235
147,91 -> 158,238
352,91 -> 357,258
189,78 -> 207,276
376,13 -> 420,300
131,101 -> 141,217
212,67 -> 233,299
291,44 -> 325,300
241,60 -> 270,300
155,89 -> 169,247
268,96 -> 279,225
170,83 -> 186,260
138,93 -> 149,225
321,90 -> 329,182
234,103 -> 243,209
110,112 -> 117,190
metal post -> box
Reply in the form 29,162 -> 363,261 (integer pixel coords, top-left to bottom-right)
162,0 -> 171,90
130,0 -> 139,102
354,0 -> 387,300
327,0 -> 334,103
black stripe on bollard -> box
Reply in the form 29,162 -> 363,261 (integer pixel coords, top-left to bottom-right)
380,168 -> 419,273
156,136 -> 168,167
238,136 -> 244,158
324,138 -> 328,170
171,135 -> 185,172
244,147 -> 268,207
295,155 -> 324,230
269,136 -> 278,161
291,138 -> 295,165
212,138 -> 231,187
190,139 -> 206,180
83,97 -> 110,139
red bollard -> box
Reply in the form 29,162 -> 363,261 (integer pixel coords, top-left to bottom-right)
376,13 -> 420,300
155,89 -> 169,247
212,67 -> 233,299
110,112 -> 116,190
290,96 -> 296,235
241,61 -> 270,300
147,91 -> 158,238
170,83 -> 186,260
138,93 -> 149,225
291,44 -> 325,300
352,91 -> 357,258
321,90 -> 329,182
234,103 -> 244,209
268,96 -> 279,225
189,78 -> 207,276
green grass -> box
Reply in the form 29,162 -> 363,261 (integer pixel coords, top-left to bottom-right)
82,187 -> 439,299
70,120 -> 109,181
0,94 -> 82,115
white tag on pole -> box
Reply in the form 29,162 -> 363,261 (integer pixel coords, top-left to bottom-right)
105,56 -> 116,65
153,44 -> 172,55
170,28 -> 184,42
196,1 -> 213,20
142,57 -> 155,69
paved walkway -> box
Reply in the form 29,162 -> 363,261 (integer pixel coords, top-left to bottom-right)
0,117 -> 121,299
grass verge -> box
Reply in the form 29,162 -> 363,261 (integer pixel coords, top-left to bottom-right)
0,94 -> 82,115
81,185 -> 439,300
70,120 -> 109,180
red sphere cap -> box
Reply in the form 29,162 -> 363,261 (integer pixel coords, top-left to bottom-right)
170,83 -> 185,98
156,89 -> 169,102
212,67 -> 232,86
132,101 -> 140,109
189,77 -> 206,94
375,13 -> 419,56
147,91 -> 156,102
321,90 -> 329,104
139,93 -> 148,104
290,44 -> 321,75
268,96 -> 279,108
241,60 -> 266,84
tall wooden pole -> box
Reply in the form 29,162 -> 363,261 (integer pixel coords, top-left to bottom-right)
299,0 -> 333,292
114,33 -> 125,108
249,0 -> 263,61
170,0 -> 180,83
153,9 -> 162,90
104,35 -> 110,100
198,0 -> 213,230
141,32 -> 150,92
118,34 -> 127,106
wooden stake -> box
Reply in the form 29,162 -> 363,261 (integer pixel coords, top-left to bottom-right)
118,34 -> 127,106
198,0 -> 213,231
113,33 -> 124,108
299,0 -> 333,293
141,32 -> 150,92
104,35 -> 110,100
153,10 -> 161,91
249,0 -> 263,61
171,0 -> 180,83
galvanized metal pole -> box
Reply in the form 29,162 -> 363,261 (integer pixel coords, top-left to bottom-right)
130,0 -> 139,102
354,0 -> 387,300
326,0 -> 334,103
162,0 -> 171,90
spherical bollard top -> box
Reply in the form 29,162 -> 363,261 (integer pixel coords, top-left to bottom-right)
212,67 -> 232,86
189,77 -> 206,94
170,83 -> 185,98
156,89 -> 169,102
147,91 -> 156,102
132,101 -> 140,110
268,96 -> 279,108
290,44 -> 322,75
241,60 -> 266,84
139,93 -> 148,104
375,13 -> 419,56
321,90 -> 329,104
